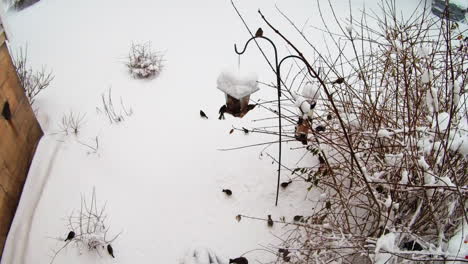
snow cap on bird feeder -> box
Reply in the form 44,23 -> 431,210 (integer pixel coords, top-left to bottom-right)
302,82 -> 320,105
217,70 -> 259,117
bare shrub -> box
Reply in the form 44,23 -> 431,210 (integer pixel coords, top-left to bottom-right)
126,42 -> 164,79
13,47 -> 54,105
231,0 -> 468,263
50,189 -> 120,263
97,88 -> 133,124
77,136 -> 99,155
58,111 -> 86,136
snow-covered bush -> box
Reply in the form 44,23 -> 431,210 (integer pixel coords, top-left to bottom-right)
50,189 -> 120,263
126,42 -> 163,79
231,0 -> 467,263
13,47 -> 54,105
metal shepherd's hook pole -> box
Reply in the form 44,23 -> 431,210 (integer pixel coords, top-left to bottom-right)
235,30 -> 282,206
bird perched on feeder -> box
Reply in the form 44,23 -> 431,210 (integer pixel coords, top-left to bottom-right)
255,28 -> 263,37
230,257 -> 248,264
222,189 -> 232,196
267,215 -> 274,227
107,244 -> 115,258
64,231 -> 75,241
247,104 -> 257,111
200,110 -> 208,119
219,105 -> 226,120
332,77 -> 345,84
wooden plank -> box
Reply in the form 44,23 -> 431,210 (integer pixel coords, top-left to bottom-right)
0,32 -> 5,48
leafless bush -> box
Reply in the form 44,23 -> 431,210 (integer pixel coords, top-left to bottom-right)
50,189 -> 120,263
77,136 -> 99,155
231,0 -> 468,263
58,111 -> 86,136
126,42 -> 164,79
13,47 -> 54,105
97,88 -> 133,124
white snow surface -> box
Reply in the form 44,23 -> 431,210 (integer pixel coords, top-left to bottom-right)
217,70 -> 259,100
374,232 -> 397,264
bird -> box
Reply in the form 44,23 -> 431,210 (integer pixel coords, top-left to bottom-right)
255,28 -> 263,37
318,155 -> 325,164
107,244 -> 115,258
332,77 -> 345,84
64,231 -> 75,241
315,125 -> 326,132
293,215 -> 303,221
326,114 -> 332,120
230,257 -> 248,264
222,189 -> 232,196
267,215 -> 274,227
242,127 -> 249,134
247,104 -> 257,111
281,180 -> 292,188
310,102 -> 317,109
200,110 -> 208,119
219,105 -> 227,120
2,101 -> 11,121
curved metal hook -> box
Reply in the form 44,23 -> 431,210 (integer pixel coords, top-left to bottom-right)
234,36 -> 278,57
278,55 -> 318,79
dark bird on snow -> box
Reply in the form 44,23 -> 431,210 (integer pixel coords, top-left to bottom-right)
218,105 -> 227,120
315,125 -> 326,132
267,215 -> 274,227
326,114 -> 332,120
230,256 -> 248,264
332,77 -> 345,84
293,215 -> 303,221
222,189 -> 232,196
107,244 -> 115,258
255,28 -> 263,37
64,231 -> 75,241
2,101 -> 11,121
200,110 -> 208,119
281,180 -> 292,188
242,127 -> 249,134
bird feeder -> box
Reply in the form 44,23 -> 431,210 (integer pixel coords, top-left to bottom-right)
295,116 -> 310,145
217,71 -> 259,117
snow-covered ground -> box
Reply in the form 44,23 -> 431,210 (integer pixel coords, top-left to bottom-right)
2,0 -> 466,263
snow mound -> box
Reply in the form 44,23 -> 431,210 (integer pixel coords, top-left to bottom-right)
375,232 -> 397,264
217,71 -> 259,100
